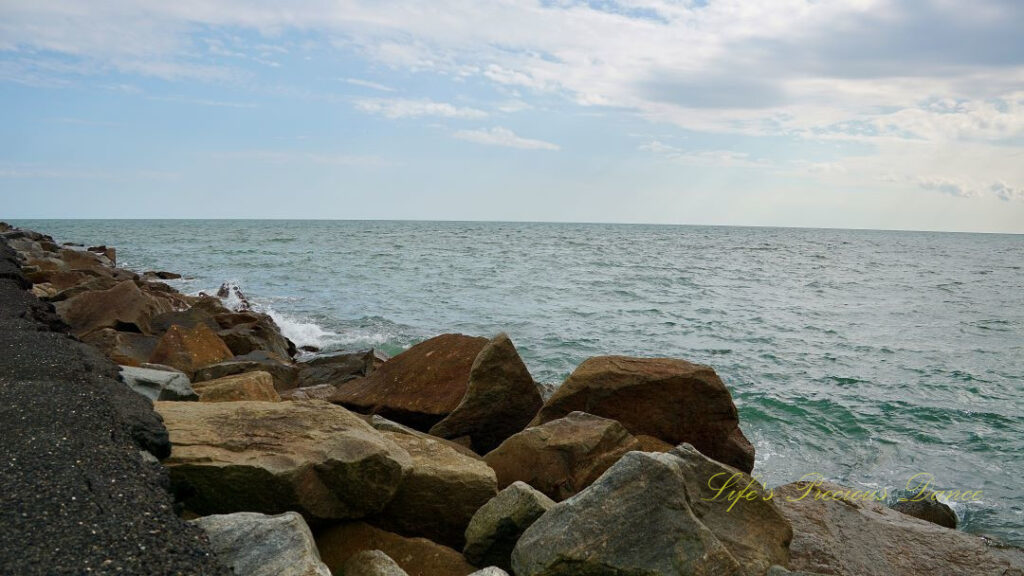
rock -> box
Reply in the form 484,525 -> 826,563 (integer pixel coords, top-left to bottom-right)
344,550 -> 410,576
119,365 -> 198,402
47,275 -> 121,302
281,384 -> 337,401
511,445 -> 792,576
31,283 -> 57,298
890,490 -> 958,529
82,328 -> 160,366
192,370 -> 281,402
57,247 -> 109,270
429,333 -> 542,454
530,356 -> 755,472
468,569 -> 509,576
767,567 -> 830,576
374,424 -> 498,548
191,511 -> 331,576
331,333 -> 489,430
365,415 -> 482,459
317,522 -> 477,576
144,270 -> 181,280
534,382 -> 558,402
297,349 -> 381,388
217,312 -> 295,360
776,480 -> 1024,576
484,412 -> 671,500
150,308 -> 220,334
194,350 -> 300,391
87,245 -> 116,264
53,279 -> 173,337
156,400 -> 411,521
148,323 -> 234,376
463,481 -> 555,571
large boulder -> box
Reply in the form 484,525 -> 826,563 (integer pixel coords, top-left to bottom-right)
148,324 -> 234,376
156,400 -> 411,521
296,349 -> 383,388
82,328 -> 160,366
331,334 -> 489,430
429,333 -> 542,454
776,480 -> 1024,576
53,279 -> 173,336
150,308 -> 220,334
530,356 -> 755,472
463,481 -> 555,571
374,422 -> 499,548
281,384 -> 337,401
344,550 -> 410,576
191,511 -> 331,576
511,445 -> 792,576
317,522 -> 477,576
119,365 -> 197,401
192,370 -> 281,402
194,350 -> 300,391
484,412 -> 672,500
216,311 -> 295,360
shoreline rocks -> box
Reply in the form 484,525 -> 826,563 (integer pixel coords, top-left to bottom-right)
191,511 -> 331,576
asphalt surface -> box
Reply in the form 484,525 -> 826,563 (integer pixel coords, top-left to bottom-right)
0,239 -> 231,575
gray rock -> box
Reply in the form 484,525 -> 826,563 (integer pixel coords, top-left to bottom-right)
343,550 -> 410,576
511,445 -> 792,576
119,365 -> 198,401
469,569 -> 510,576
191,511 -> 331,576
464,481 -> 555,571
767,566 -> 830,576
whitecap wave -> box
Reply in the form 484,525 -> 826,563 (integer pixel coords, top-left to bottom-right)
265,308 -> 341,351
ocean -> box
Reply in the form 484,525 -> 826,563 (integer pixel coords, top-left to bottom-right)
13,219 -> 1024,545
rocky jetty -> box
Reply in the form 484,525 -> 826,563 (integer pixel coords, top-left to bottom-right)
2,221 -> 1021,576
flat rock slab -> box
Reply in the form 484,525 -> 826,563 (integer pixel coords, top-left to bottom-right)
157,400 -> 412,521
191,511 -> 331,576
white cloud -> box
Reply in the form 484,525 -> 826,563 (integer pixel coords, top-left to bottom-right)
918,176 -> 981,198
354,98 -> 487,119
345,77 -> 396,92
454,127 -> 559,150
991,181 -> 1024,202
640,141 -> 767,167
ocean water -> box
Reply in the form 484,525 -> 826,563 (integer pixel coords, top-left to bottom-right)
13,219 -> 1024,545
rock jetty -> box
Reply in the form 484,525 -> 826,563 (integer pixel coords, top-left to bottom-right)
2,221 -> 1022,576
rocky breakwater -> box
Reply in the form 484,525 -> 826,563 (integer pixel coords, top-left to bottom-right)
3,221 -> 1022,576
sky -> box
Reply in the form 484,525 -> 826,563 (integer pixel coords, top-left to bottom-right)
1,0 -> 1023,233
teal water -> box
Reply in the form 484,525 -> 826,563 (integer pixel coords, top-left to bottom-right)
14,219 -> 1024,544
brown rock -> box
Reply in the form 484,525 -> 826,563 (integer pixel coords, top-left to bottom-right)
331,334 -> 489,430
54,279 -> 174,336
317,522 -> 476,576
193,351 -> 300,391
218,317 -> 295,360
777,480 -> 1024,576
344,550 -> 409,576
296,349 -> 381,388
531,356 -> 755,472
429,334 -> 542,454
81,328 -> 160,366
58,247 -> 109,270
192,371 -> 282,402
281,384 -> 337,401
374,424 -> 498,548
484,411 -> 671,501
890,490 -> 958,529
149,324 -> 234,376
151,308 -> 220,334
157,400 -> 411,521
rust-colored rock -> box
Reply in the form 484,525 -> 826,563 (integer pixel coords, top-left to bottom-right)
531,356 -> 754,472
316,522 -> 476,576
192,371 -> 281,402
429,333 -> 542,454
54,279 -> 174,336
81,328 -> 160,366
149,323 -> 234,376
485,412 -> 672,501
331,334 -> 489,430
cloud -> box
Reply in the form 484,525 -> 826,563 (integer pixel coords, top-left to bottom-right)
639,141 -> 767,167
917,176 -> 981,198
345,78 -> 396,92
991,181 -> 1024,202
354,98 -> 487,119
454,127 -> 559,150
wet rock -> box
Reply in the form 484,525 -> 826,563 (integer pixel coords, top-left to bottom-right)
297,349 -> 381,388
374,422 -> 498,548
484,412 -> 671,500
144,270 -> 181,280
531,355 -> 755,472
120,365 -> 198,402
429,333 -> 542,454
331,333 -> 489,430
192,370 -> 281,402
317,522 -> 477,576
344,550 -> 410,576
148,323 -> 234,376
218,316 -> 295,360
157,400 -> 411,521
777,480 -> 1024,575
54,279 -> 174,337
463,481 -> 555,571
193,350 -> 301,391
512,445 -> 792,576
890,490 -> 958,529
191,511 -> 331,576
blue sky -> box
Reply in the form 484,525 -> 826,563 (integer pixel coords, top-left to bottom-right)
1,0 -> 1023,232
